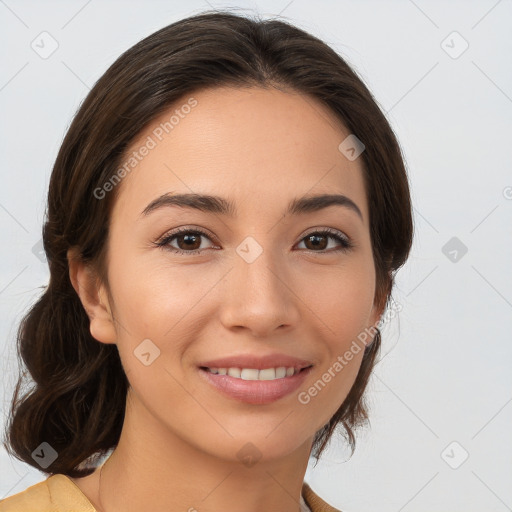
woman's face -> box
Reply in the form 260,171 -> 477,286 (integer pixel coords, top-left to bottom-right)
92,86 -> 383,462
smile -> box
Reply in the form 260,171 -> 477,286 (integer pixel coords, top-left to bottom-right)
203,366 -> 299,380
198,365 -> 313,404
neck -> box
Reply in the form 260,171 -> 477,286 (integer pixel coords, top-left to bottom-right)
95,388 -> 313,512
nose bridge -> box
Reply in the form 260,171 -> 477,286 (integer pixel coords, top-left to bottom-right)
235,234 -> 287,301
220,234 -> 298,334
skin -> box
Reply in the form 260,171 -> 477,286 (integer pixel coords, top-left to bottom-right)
68,85 -> 384,512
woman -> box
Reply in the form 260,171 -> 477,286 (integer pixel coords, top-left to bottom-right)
0,10 -> 413,512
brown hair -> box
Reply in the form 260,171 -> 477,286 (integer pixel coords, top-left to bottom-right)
2,10 -> 413,477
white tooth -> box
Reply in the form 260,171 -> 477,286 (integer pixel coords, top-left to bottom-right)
241,368 -> 260,380
227,368 -> 241,378
259,368 -> 277,380
216,367 -> 296,380
275,367 -> 287,378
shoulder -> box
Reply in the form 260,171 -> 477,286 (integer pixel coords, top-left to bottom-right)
2,475 -> 337,512
0,478 -> 52,512
0,475 -> 96,512
302,481 -> 342,512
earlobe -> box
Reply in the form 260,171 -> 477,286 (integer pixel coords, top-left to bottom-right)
67,248 -> 117,345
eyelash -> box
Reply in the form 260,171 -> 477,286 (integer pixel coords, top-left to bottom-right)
155,226 -> 354,255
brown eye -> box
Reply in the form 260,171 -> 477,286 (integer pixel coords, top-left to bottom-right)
175,233 -> 202,251
297,229 -> 353,253
156,227 -> 353,255
156,228 -> 215,254
303,233 -> 329,250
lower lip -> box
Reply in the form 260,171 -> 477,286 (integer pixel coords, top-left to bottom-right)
198,367 -> 313,405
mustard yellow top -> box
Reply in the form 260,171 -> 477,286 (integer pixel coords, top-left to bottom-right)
0,475 -> 341,512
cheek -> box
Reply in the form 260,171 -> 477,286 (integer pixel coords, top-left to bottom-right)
106,258 -> 196,413
298,258 -> 376,340
107,252 -> 205,338
104,255 -> 223,395
298,261 -> 375,408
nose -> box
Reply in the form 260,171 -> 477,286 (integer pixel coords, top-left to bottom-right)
218,241 -> 301,338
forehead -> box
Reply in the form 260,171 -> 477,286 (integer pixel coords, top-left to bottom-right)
112,86 -> 369,224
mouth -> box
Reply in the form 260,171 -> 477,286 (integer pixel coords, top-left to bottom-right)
199,365 -> 311,380
198,364 -> 314,404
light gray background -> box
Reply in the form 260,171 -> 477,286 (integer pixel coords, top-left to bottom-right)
1,1 -> 511,510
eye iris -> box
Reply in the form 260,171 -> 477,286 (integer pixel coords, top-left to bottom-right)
179,233 -> 201,250
305,234 -> 327,250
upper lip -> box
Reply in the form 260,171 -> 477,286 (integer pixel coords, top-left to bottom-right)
199,353 -> 314,371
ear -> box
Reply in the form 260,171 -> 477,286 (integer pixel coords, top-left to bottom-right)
67,248 -> 117,345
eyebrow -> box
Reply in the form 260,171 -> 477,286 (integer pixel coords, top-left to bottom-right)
141,192 -> 363,221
